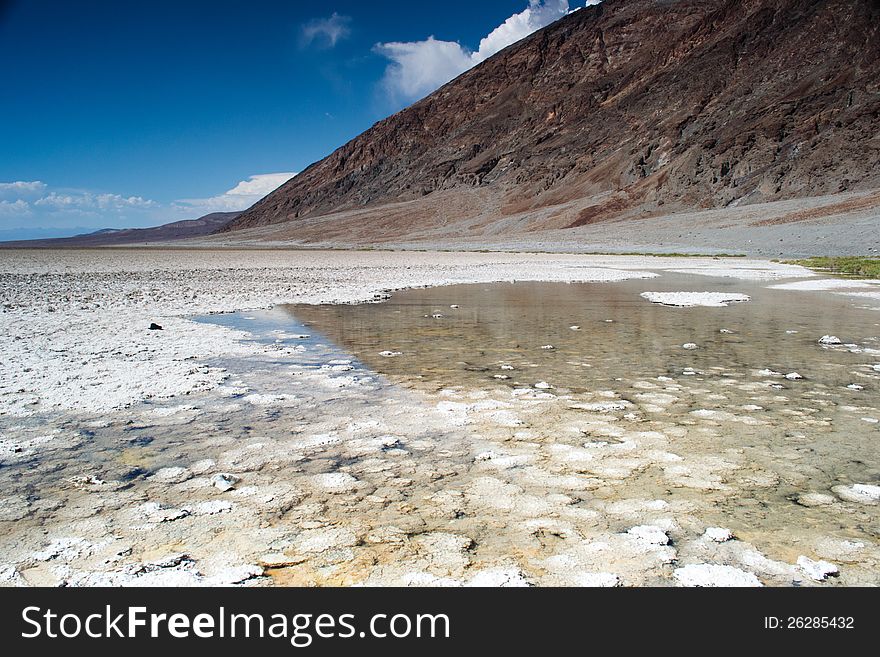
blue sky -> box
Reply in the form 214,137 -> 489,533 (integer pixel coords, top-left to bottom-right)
0,1 -> 596,239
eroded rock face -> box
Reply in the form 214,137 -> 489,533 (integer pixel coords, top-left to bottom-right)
225,0 -> 880,238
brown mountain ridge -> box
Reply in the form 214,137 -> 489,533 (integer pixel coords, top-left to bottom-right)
223,0 -> 880,241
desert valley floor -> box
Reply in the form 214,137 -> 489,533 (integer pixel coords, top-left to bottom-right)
1,249 -> 879,587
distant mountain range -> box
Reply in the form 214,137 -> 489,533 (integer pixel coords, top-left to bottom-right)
0,212 -> 239,248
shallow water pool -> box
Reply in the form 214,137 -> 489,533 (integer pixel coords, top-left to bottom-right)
281,276 -> 880,577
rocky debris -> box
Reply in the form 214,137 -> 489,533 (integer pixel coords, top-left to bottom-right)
847,384 -> 865,391
379,351 -> 402,358
293,527 -> 359,555
534,382 -> 553,390
690,409 -> 736,421
0,495 -> 31,522
211,565 -> 264,586
682,343 -> 699,351
414,532 -> 475,573
466,567 -> 531,588
814,539 -> 868,564
243,393 -> 297,406
99,554 -> 198,586
796,556 -> 839,581
311,472 -> 360,493
0,564 -> 25,586
704,527 -> 734,543
819,336 -> 843,346
32,537 -> 95,562
191,459 -> 217,475
627,525 -> 670,546
191,501 -> 233,516
673,564 -> 763,587
139,502 -> 190,523
365,526 -> 408,546
832,484 -> 880,505
399,572 -> 462,587
149,323 -> 163,331
785,372 -> 804,381
148,467 -> 192,484
571,401 -> 631,413
68,475 -> 129,492
322,361 -> 355,373
63,554 -> 263,587
572,573 -> 620,588
793,493 -> 837,508
258,553 -> 306,568
211,473 -> 239,492
474,451 -> 500,463
540,345 -> 555,351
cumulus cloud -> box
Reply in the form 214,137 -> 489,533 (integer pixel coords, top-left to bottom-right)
376,1 -> 590,104
0,173 -> 299,239
0,199 -> 31,216
300,12 -> 353,49
474,0 -> 572,61
34,192 -> 157,212
0,180 -> 156,224
0,182 -> 161,238
374,37 -> 475,103
0,180 -> 46,197
176,172 -> 297,213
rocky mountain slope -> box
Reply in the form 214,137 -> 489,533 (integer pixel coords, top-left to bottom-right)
223,0 -> 880,239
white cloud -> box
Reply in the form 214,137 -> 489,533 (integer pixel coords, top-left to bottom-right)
374,38 -> 475,103
34,192 -> 157,212
376,1 -> 589,104
300,12 -> 352,49
474,0 -> 571,62
0,180 -> 47,197
176,172 -> 297,213
0,182 -> 153,220
0,199 -> 31,216
0,180 -> 167,239
0,174 -> 298,240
